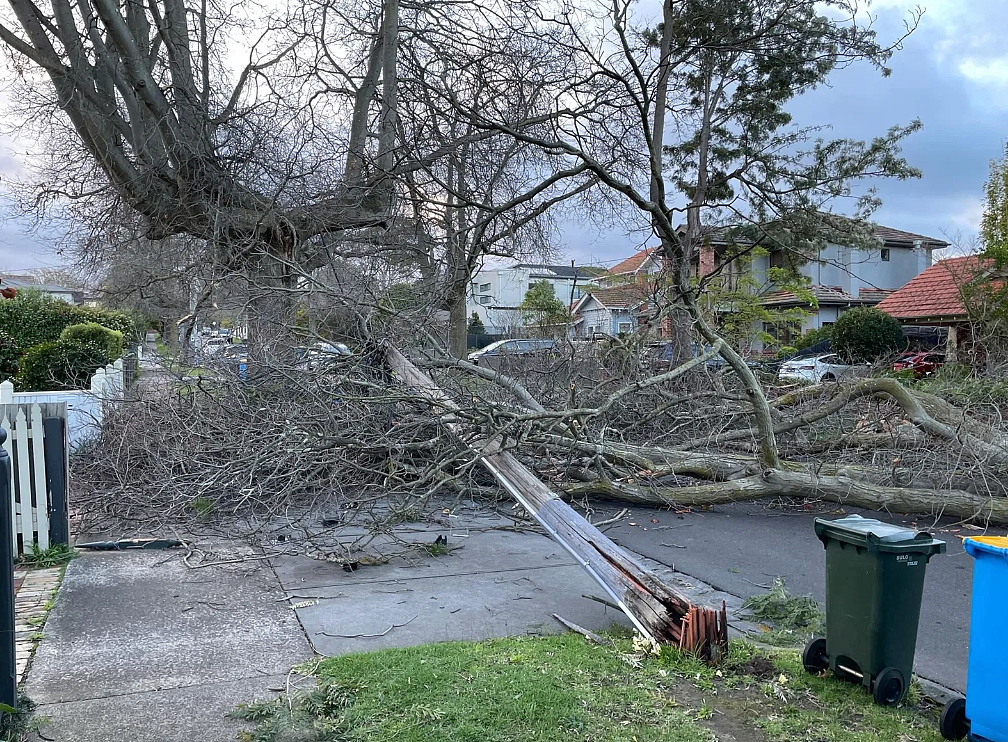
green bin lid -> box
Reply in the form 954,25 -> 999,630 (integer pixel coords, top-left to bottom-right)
814,514 -> 946,554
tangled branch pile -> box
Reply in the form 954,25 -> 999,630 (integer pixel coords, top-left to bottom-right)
72,333 -> 1008,559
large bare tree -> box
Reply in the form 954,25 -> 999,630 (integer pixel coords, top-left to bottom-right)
0,0 -> 404,341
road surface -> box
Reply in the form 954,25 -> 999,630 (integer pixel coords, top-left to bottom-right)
604,500 -> 1004,692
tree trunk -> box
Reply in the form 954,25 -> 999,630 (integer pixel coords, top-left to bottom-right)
564,470 -> 1008,525
447,277 -> 469,359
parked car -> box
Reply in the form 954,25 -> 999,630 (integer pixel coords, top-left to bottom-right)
217,344 -> 249,380
778,353 -> 856,383
196,336 -> 231,362
467,339 -> 555,366
650,342 -> 726,373
296,341 -> 352,371
893,351 -> 944,378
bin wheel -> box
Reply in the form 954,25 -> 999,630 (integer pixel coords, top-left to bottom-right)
939,697 -> 968,740
802,637 -> 828,674
872,667 -> 905,706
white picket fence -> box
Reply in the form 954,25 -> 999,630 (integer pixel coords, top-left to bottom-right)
0,402 -> 67,556
0,360 -> 123,556
0,358 -> 125,448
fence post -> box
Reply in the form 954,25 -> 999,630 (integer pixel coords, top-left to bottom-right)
43,418 -> 69,547
0,428 -> 16,711
0,381 -> 11,405
91,367 -> 107,400
112,359 -> 124,400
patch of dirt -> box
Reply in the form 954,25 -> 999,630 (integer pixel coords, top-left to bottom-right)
665,673 -> 773,742
735,655 -> 776,680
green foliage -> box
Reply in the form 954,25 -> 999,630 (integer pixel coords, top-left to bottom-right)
981,139 -> 1008,265
467,312 -> 486,335
649,0 -> 920,247
698,251 -> 814,354
519,280 -> 567,335
18,542 -> 74,569
794,325 -> 833,351
0,332 -> 18,382
831,307 -> 906,362
16,341 -> 109,392
741,577 -> 823,646
59,323 -> 124,359
0,289 -> 137,353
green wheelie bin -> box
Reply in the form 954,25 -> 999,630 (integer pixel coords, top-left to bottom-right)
802,515 -> 945,706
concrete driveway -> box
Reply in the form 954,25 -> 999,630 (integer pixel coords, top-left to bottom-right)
601,500 -> 1004,692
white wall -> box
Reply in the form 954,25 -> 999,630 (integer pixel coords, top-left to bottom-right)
468,266 -> 593,334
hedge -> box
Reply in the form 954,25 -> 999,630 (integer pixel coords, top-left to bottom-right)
832,307 -> 906,362
0,289 -> 137,351
17,340 -> 110,392
59,322 -> 124,360
0,332 -> 18,382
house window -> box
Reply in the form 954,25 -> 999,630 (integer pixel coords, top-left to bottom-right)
479,283 -> 491,292
529,282 -> 536,291
617,322 -> 632,334
881,248 -> 890,262
769,250 -> 793,270
479,296 -> 491,305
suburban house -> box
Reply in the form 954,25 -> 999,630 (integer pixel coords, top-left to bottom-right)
750,225 -> 947,341
583,223 -> 948,343
0,274 -> 83,305
570,285 -> 653,338
598,249 -> 662,287
467,262 -> 607,334
876,255 -> 1001,363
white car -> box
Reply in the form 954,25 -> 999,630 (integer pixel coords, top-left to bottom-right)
297,341 -> 352,371
778,353 -> 855,384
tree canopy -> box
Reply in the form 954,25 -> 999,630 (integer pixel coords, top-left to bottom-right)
982,140 -> 1008,265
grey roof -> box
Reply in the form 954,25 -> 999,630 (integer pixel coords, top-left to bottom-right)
873,225 -> 949,248
0,276 -> 82,295
674,222 -> 949,249
514,263 -> 609,279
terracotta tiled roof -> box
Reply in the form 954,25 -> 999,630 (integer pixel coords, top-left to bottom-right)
609,249 -> 657,275
876,256 -> 992,321
576,285 -> 651,310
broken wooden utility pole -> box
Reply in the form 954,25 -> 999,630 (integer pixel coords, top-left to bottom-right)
384,345 -> 729,658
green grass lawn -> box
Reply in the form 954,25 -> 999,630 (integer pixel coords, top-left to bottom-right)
234,633 -> 946,742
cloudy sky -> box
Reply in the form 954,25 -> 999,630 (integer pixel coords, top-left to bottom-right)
1,0 -> 1006,272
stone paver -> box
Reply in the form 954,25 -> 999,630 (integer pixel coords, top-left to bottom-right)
13,566 -> 62,684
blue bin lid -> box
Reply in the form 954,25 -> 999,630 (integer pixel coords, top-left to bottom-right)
815,514 -> 945,554
964,536 -> 1008,560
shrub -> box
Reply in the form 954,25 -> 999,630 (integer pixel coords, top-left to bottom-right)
0,288 -> 137,352
467,312 -> 486,335
16,341 -> 109,392
794,326 -> 833,352
831,307 -> 906,362
0,332 -> 18,382
59,322 -> 124,359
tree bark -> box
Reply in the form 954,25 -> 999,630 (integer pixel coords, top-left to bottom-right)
565,469 -> 1008,525
447,276 -> 469,359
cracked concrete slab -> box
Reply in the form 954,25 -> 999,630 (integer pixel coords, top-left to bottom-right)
26,549 -> 310,741
273,527 -> 634,655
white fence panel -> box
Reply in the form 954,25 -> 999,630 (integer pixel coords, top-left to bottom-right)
0,403 -> 59,555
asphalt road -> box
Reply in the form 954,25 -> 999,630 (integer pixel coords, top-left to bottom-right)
603,500 -> 1006,693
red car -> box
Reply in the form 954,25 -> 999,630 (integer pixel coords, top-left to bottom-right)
893,352 -> 944,378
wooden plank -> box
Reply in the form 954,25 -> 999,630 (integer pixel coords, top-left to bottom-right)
384,345 -> 725,652
0,413 -> 13,559
30,405 -> 50,550
13,408 -> 30,554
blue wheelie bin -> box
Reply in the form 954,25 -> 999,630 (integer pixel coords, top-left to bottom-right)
940,536 -> 1008,742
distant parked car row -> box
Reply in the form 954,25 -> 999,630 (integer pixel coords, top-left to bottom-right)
467,339 -> 555,366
